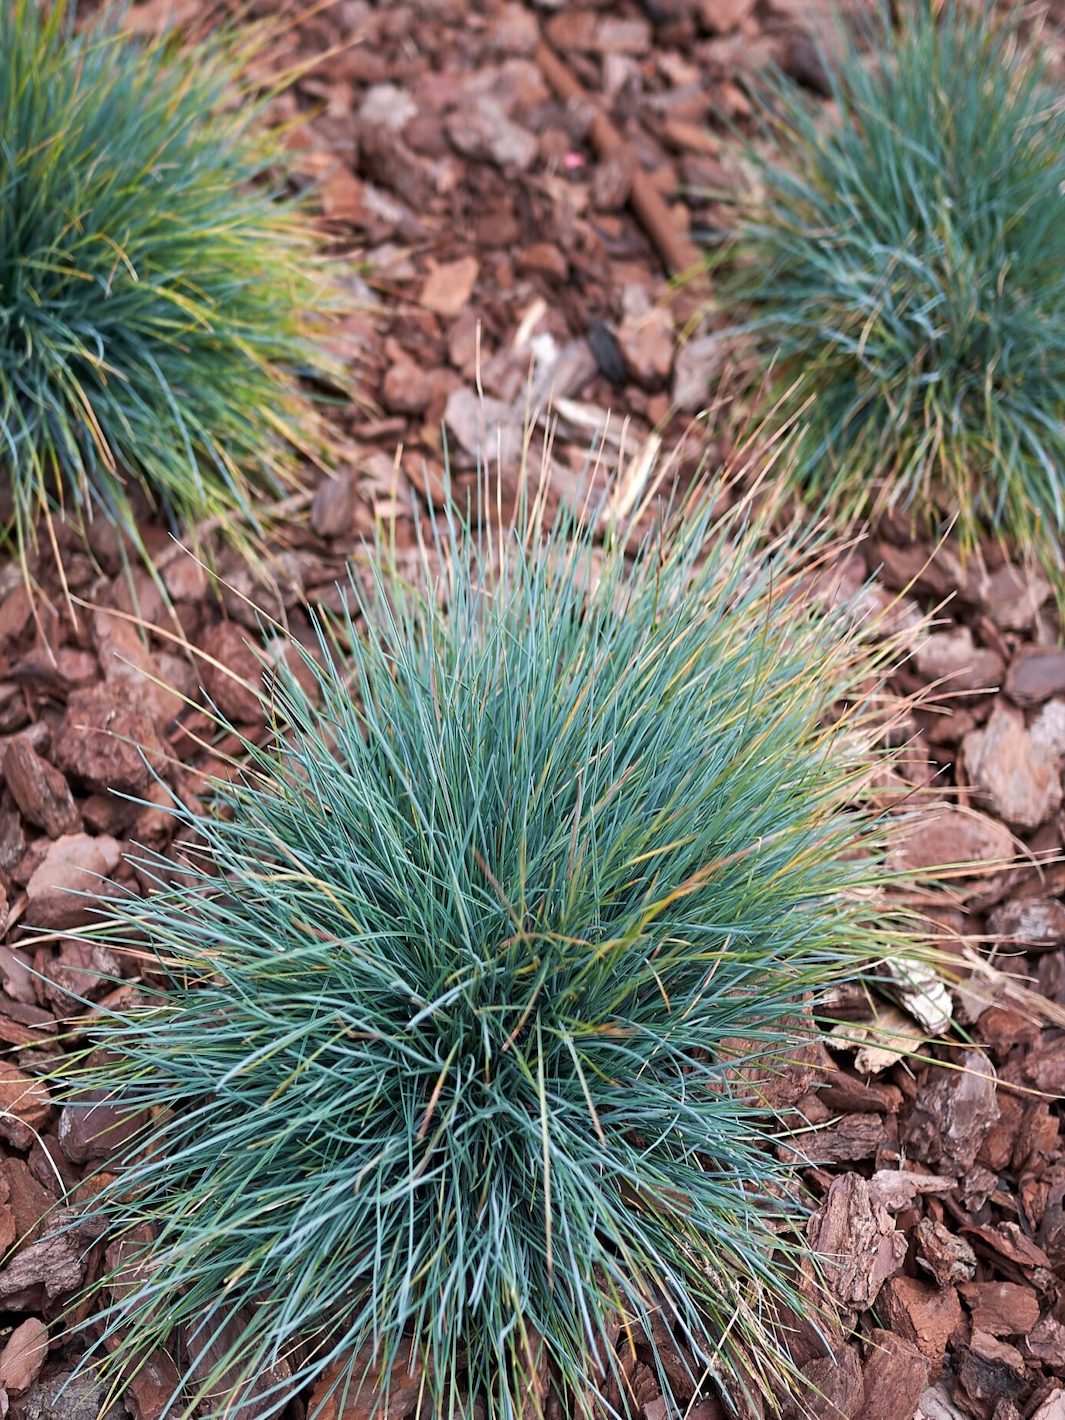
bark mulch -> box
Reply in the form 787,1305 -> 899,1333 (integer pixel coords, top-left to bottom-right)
0,0 -> 1062,1417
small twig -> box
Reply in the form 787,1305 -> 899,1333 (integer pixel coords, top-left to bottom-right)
533,38 -> 704,281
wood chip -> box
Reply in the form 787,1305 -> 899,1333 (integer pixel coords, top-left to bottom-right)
308,1341 -> 425,1420
876,1275 -> 964,1367
419,257 -> 480,317
915,1218 -> 977,1288
0,1318 -> 47,1394
867,1170 -> 955,1214
958,1282 -> 1040,1338
957,1332 -> 1026,1408
806,1174 -> 907,1310
962,1221 -> 1053,1272
795,1343 -> 864,1420
861,1329 -> 930,1420
903,1051 -> 999,1176
3,742 -> 79,839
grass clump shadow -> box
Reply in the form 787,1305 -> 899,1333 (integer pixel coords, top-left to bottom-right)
55,472 -> 916,1418
0,0 -> 338,576
722,0 -> 1065,583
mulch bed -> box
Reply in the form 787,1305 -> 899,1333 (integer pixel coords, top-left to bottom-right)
0,0 -> 1062,1416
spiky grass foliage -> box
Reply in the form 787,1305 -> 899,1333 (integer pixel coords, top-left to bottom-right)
58,483 -> 908,1419
725,1 -> 1065,577
0,0 -> 334,567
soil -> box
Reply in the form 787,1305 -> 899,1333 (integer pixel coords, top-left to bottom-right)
0,1 -> 1063,1417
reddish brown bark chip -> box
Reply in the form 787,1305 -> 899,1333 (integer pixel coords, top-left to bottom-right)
872,540 -> 973,599
915,1217 -> 977,1288
1040,1201 -> 1065,1264
806,1174 -> 907,1311
886,804 -> 1014,880
23,832 -> 122,931
1026,1037 -> 1065,1095
800,1113 -> 886,1164
958,1283 -> 1041,1339
53,684 -> 167,795
958,1332 -> 1027,1411
121,1348 -> 183,1420
699,0 -> 758,33
795,1344 -> 865,1420
0,1316 -> 48,1394
915,627 -> 1004,694
2,1160 -> 55,1248
877,1276 -> 965,1367
381,359 -> 433,415
162,549 -> 208,603
986,897 -> 1065,949
0,584 -> 33,644
0,1196 -> 16,1255
859,1330 -> 929,1420
0,1210 -> 87,1309
1006,648 -> 1065,705
0,1068 -> 51,1151
903,1051 -> 1000,1176
57,1089 -> 147,1166
312,472 -> 357,539
617,304 -> 675,386
982,565 -> 1051,631
817,1068 -> 902,1116
1012,1102 -> 1058,1176
198,622 -> 265,725
40,939 -> 123,1011
3,741 -> 79,838
977,1007 -> 1040,1057
1026,1316 -> 1065,1365
309,1340 -> 425,1420
963,1221 -> 1053,1272
419,256 -> 480,316
184,1305 -> 292,1417
962,701 -> 1063,830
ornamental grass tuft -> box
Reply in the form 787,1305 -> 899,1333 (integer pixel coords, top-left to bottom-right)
59,480 -> 910,1418
725,1 -> 1065,578
0,0 -> 335,565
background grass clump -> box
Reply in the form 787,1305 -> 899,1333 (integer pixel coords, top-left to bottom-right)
61,485 -> 907,1418
0,0 -> 334,565
724,1 -> 1065,577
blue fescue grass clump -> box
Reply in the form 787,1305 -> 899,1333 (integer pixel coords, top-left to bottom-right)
0,0 -> 335,565
726,1 -> 1065,577
59,483 -> 908,1418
